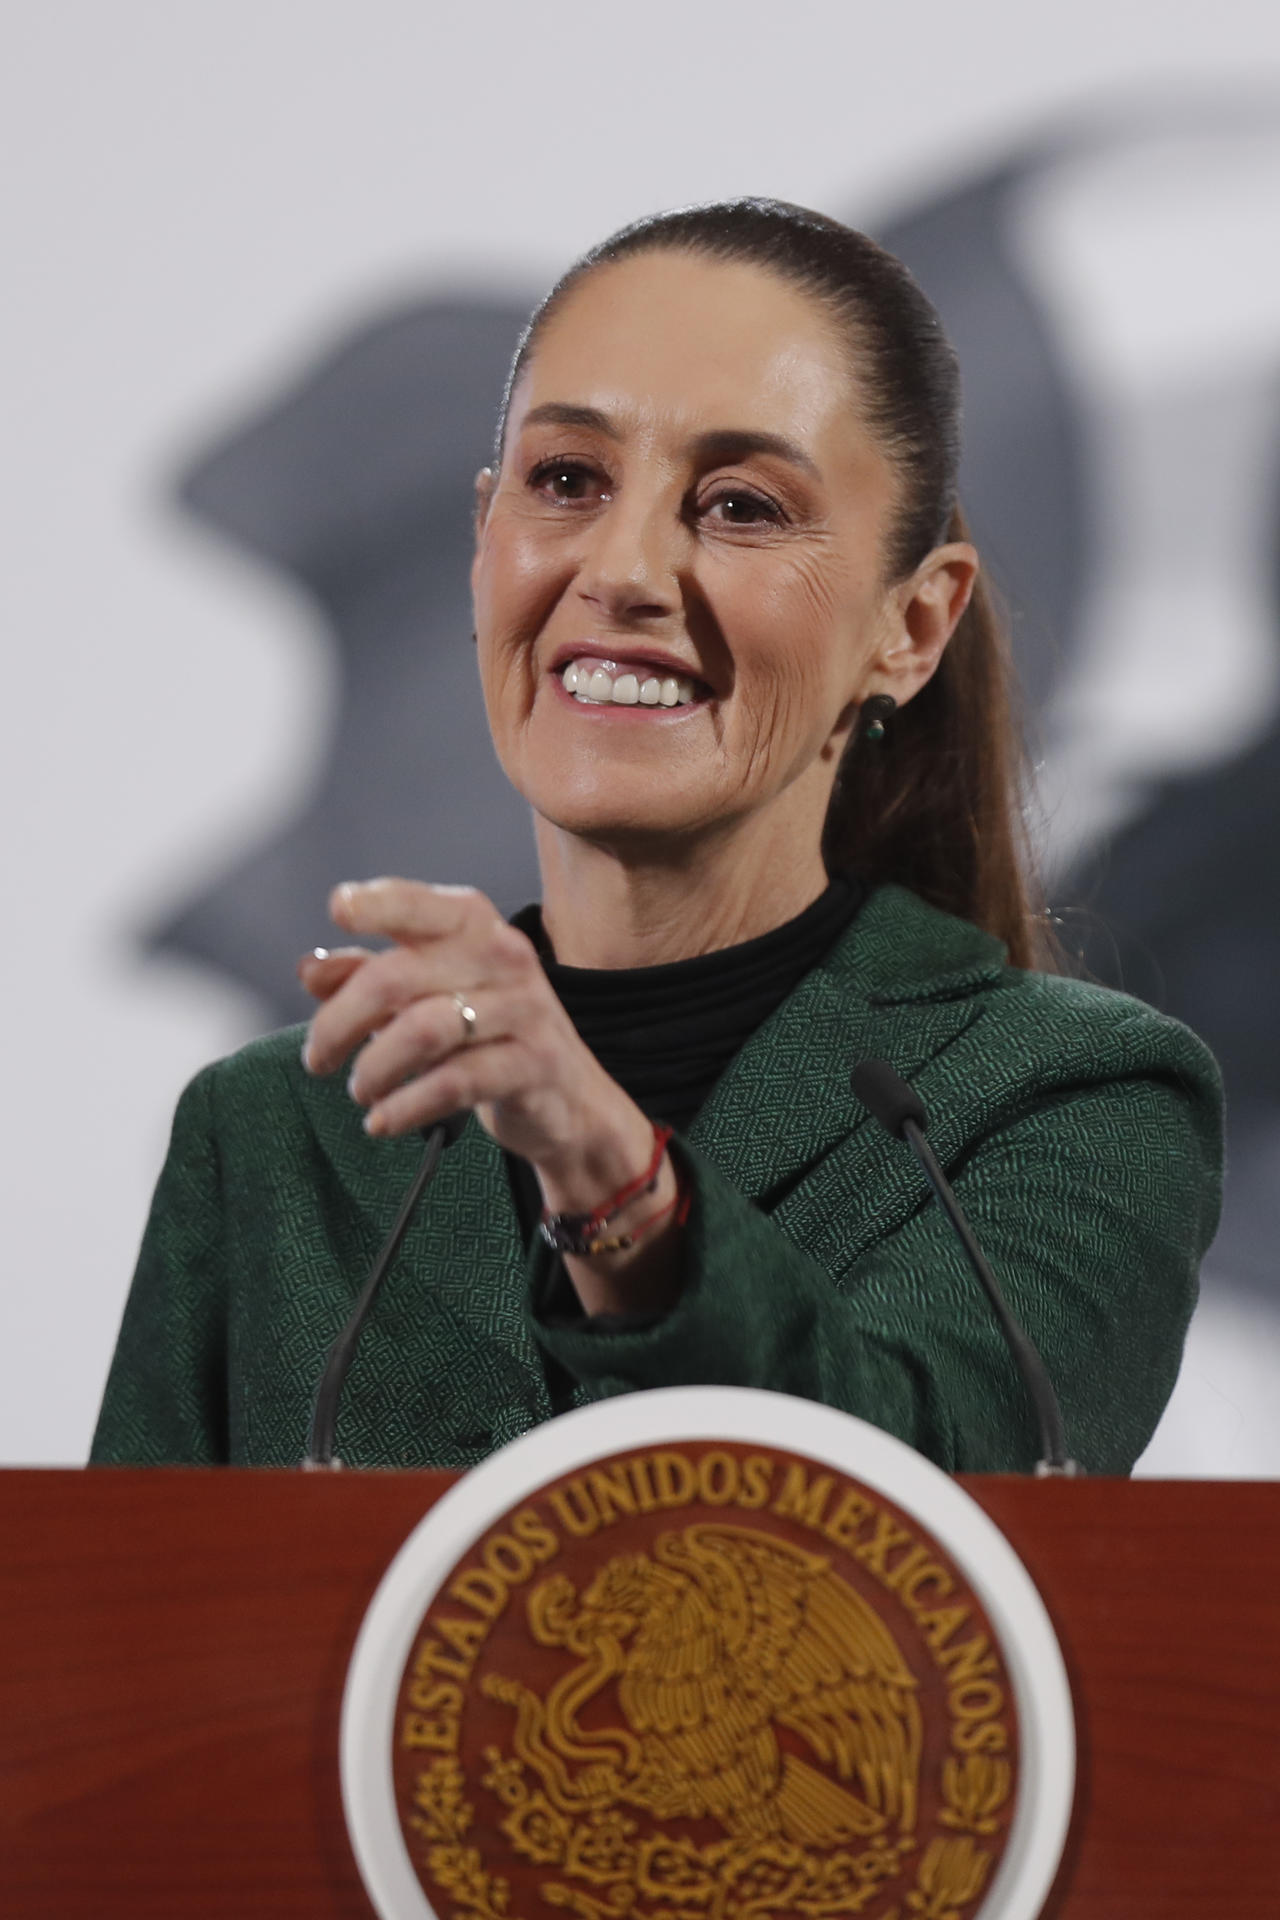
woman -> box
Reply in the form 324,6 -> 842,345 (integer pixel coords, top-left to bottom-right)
91,200 -> 1221,1475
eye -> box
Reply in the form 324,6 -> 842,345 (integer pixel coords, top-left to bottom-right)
701,486 -> 785,527
528,457 -> 611,505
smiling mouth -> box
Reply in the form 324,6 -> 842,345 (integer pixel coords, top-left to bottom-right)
559,657 -> 704,709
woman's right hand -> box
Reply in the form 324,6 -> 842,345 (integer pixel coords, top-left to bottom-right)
294,882 -> 684,1317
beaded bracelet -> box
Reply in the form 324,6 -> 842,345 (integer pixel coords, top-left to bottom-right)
539,1121 -> 683,1257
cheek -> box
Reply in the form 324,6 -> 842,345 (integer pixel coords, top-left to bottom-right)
721,551 -> 879,780
474,517 -> 551,629
474,517 -> 571,704
773,554 -> 843,644
730,551 -> 863,703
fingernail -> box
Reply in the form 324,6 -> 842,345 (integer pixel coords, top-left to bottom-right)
363,1108 -> 385,1137
300,1038 -> 314,1073
311,946 -> 330,962
331,882 -> 358,924
346,1071 -> 362,1103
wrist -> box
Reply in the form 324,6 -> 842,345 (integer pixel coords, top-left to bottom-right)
555,1143 -> 687,1316
534,1104 -> 661,1219
533,1104 -> 689,1316
538,1120 -> 675,1257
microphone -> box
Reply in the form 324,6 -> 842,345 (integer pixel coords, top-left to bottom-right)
850,1059 -> 1078,1477
303,1111 -> 468,1469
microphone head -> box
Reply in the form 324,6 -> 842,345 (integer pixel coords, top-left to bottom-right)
850,1058 -> 928,1139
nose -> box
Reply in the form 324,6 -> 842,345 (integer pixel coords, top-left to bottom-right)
575,490 -> 684,625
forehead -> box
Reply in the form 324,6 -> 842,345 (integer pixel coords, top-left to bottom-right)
512,251 -> 859,449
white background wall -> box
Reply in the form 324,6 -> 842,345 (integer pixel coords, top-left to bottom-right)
5,1 -> 1280,1468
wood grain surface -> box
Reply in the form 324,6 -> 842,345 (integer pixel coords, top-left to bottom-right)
1,1469 -> 1277,1918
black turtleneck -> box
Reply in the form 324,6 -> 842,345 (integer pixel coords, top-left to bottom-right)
506,871 -> 865,1244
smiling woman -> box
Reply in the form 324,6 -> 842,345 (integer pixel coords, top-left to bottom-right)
91,200 -> 1222,1475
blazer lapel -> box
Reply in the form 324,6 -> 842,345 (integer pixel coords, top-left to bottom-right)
687,885 -> 1007,1265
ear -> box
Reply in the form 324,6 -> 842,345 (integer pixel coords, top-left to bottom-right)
870,541 -> 979,707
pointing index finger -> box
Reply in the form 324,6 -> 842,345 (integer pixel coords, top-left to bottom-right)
329,878 -> 481,943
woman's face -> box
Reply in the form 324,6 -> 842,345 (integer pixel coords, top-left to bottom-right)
472,250 -> 951,853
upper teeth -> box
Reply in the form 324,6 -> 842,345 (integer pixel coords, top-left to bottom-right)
562,661 -> 696,707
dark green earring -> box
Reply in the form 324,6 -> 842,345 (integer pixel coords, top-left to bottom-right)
861,694 -> 896,743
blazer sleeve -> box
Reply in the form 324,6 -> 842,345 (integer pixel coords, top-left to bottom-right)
89,1066 -> 231,1465
527,1065 -> 1222,1475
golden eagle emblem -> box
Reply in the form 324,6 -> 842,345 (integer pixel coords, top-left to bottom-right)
483,1522 -> 922,1850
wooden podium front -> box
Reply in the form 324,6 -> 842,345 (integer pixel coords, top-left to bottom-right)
2,1469 -> 1277,1918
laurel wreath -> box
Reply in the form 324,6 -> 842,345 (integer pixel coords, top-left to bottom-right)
406,1748 -> 1010,1920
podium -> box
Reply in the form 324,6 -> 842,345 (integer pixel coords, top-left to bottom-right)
2,1468 -> 1277,1918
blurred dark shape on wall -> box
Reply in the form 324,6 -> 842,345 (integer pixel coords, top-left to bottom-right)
149,299 -> 538,1024
1068,719 -> 1280,1299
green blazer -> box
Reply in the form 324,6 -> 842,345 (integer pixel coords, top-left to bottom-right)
90,885 -> 1223,1476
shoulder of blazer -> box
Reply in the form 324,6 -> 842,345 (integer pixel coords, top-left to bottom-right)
690,881 -> 1221,1199
734,885 -> 1222,1262
821,883 -> 1218,1087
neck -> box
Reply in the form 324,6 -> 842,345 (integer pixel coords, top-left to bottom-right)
534,811 -> 831,969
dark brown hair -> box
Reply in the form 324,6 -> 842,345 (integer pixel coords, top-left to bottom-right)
499,197 -> 1054,971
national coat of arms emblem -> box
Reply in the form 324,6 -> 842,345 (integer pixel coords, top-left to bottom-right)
389,1441 -> 1019,1920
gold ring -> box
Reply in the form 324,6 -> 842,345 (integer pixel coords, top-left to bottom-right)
451,992 -> 478,1045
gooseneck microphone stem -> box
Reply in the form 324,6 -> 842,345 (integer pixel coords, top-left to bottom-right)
303,1113 -> 466,1470
851,1059 -> 1077,1477
901,1116 -> 1074,1475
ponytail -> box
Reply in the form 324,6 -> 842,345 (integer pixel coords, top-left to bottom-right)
823,508 -> 1055,972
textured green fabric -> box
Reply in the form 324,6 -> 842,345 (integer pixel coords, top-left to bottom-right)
90,884 -> 1223,1476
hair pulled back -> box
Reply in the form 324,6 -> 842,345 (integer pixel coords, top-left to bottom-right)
499,198 -> 1051,971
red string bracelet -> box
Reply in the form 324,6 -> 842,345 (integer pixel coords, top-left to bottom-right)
609,1158 -> 692,1253
539,1121 -> 685,1257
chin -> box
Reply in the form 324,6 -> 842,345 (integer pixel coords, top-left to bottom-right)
525,769 -> 718,848
539,798 -> 709,847
507,726 -> 719,842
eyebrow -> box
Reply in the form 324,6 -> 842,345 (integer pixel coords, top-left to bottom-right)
520,404 -> 822,480
522,402 -> 620,437
690,429 -> 821,481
